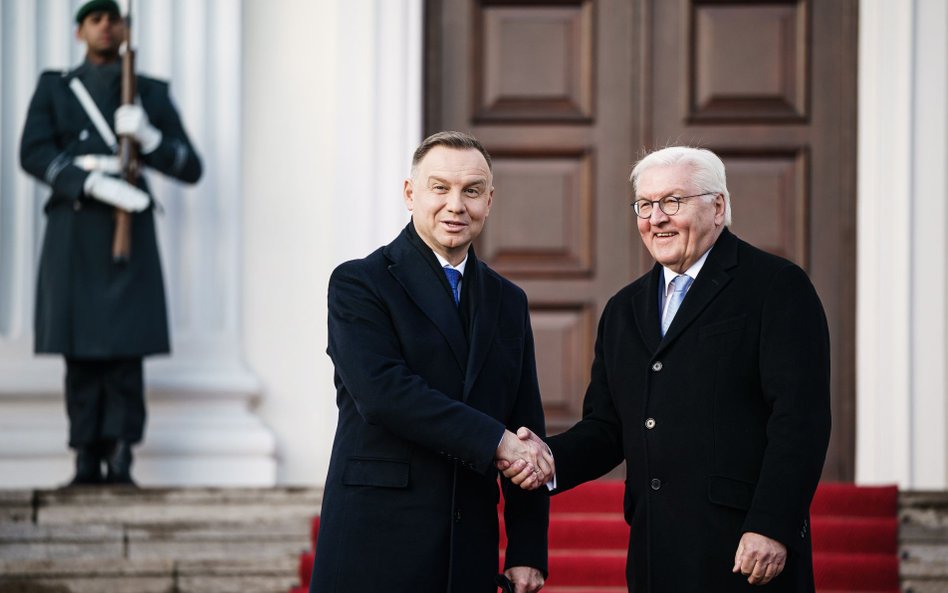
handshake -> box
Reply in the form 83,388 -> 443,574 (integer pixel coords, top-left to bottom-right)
494,427 -> 554,491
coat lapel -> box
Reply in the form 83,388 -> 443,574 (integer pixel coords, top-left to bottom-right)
657,229 -> 738,352
463,260 -> 502,401
632,265 -> 664,354
385,231 -> 469,371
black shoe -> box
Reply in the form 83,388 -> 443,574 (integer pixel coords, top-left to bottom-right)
106,441 -> 137,486
68,447 -> 104,486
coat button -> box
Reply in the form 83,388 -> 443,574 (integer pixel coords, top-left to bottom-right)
645,418 -> 656,429
650,478 -> 662,491
651,361 -> 663,372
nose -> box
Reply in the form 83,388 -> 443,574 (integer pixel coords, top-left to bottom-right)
445,189 -> 466,212
648,203 -> 669,223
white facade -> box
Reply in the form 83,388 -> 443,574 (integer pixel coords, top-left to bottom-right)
0,0 -> 945,489
857,0 -> 948,488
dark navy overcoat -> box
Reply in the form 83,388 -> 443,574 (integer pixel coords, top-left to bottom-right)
548,229 -> 831,593
313,225 -> 549,593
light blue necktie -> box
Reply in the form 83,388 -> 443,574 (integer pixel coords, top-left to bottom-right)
443,266 -> 462,306
661,274 -> 693,336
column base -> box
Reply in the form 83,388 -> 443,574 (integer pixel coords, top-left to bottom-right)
0,360 -> 276,488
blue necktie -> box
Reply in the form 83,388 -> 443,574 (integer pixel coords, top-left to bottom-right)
443,266 -> 462,306
661,274 -> 693,336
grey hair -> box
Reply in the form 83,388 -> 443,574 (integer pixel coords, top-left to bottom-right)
410,131 -> 492,178
630,146 -> 732,226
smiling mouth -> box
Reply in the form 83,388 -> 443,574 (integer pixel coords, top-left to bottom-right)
654,232 -> 676,238
442,221 -> 467,229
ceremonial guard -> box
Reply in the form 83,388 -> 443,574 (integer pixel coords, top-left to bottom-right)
19,0 -> 202,485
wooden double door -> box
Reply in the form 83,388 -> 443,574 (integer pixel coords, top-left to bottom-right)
425,0 -> 857,480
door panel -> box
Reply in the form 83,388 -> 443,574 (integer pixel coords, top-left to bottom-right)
480,150 -> 595,277
474,4 -> 594,122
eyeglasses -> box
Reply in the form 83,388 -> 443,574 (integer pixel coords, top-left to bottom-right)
631,193 -> 714,219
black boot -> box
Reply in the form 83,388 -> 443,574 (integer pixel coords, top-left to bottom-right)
69,447 -> 104,486
106,441 -> 137,486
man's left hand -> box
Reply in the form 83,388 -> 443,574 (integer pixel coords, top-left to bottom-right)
505,566 -> 544,593
732,532 -> 786,585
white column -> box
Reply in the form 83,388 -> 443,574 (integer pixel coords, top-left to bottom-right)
242,0 -> 422,486
857,0 -> 948,488
909,0 -> 948,489
0,0 -> 275,487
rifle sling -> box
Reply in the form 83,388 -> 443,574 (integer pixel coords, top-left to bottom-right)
68,77 -> 118,154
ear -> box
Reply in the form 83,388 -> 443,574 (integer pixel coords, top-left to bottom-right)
403,178 -> 414,212
485,186 -> 494,217
713,193 -> 726,225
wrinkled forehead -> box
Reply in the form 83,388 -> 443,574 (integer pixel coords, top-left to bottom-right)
635,162 -> 697,197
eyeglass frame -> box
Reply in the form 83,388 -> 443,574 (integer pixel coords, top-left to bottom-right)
631,192 -> 716,219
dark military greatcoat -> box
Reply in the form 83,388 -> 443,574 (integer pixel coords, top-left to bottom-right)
20,61 -> 201,358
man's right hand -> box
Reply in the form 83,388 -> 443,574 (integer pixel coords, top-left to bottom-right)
496,427 -> 553,490
83,172 -> 149,212
115,105 -> 163,154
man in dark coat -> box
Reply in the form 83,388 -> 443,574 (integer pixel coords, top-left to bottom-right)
503,147 -> 831,592
19,0 -> 202,485
312,131 -> 551,593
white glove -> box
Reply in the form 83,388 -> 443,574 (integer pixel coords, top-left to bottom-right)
83,172 -> 150,212
114,104 -> 163,154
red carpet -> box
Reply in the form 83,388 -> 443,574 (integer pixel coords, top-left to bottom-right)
290,481 -> 899,592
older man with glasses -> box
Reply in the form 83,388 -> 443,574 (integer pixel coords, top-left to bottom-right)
502,146 -> 831,593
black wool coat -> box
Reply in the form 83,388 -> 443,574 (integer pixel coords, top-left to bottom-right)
20,62 -> 202,358
312,224 -> 549,593
547,229 -> 831,593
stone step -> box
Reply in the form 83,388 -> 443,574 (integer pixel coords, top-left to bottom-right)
0,557 -> 175,593
0,523 -> 124,560
176,558 -> 298,593
0,487 -> 320,592
126,522 -> 309,562
0,556 -> 297,593
32,486 -> 321,525
900,490 -> 948,589
0,490 -> 34,523
1,521 -> 310,562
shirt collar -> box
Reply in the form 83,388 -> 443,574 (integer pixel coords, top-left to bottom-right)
662,247 -> 711,293
434,251 -> 468,276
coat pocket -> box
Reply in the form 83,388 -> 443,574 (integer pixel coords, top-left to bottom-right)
707,475 -> 756,511
698,314 -> 746,337
699,315 -> 746,353
342,457 -> 410,488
